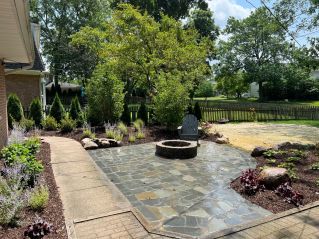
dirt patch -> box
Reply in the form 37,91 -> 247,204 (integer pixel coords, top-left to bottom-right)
0,143 -> 68,239
211,123 -> 319,151
231,146 -> 319,213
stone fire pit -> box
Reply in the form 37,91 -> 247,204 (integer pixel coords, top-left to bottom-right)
156,140 -> 197,159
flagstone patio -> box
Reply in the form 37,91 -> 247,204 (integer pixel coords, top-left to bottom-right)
89,141 -> 272,238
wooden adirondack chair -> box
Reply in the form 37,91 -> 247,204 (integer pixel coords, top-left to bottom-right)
178,114 -> 199,142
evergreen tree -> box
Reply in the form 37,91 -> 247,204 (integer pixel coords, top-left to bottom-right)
50,94 -> 65,123
137,102 -> 148,125
29,98 -> 43,126
7,93 -> 24,122
121,103 -> 131,125
70,97 -> 81,120
194,102 -> 202,121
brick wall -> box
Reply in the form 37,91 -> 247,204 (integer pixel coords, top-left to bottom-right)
5,74 -> 41,109
0,62 -> 8,148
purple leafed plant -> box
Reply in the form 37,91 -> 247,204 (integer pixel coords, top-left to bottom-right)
24,217 -> 52,239
275,182 -> 303,207
240,169 -> 264,195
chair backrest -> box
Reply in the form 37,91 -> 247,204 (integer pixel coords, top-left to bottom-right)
181,114 -> 198,135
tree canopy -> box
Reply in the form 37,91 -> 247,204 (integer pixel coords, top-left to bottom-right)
72,4 -> 212,98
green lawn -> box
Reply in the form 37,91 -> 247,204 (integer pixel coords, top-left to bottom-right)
266,120 -> 319,128
194,96 -> 319,107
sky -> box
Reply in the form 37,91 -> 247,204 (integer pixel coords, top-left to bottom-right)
206,0 -> 314,46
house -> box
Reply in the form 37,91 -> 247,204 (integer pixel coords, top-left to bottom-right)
5,23 -> 47,110
0,0 -> 34,148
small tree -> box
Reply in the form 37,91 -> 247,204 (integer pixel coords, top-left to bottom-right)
154,75 -> 189,129
193,102 -> 202,121
49,94 -> 65,123
7,94 -> 24,122
29,98 -> 43,126
137,102 -> 148,125
69,97 -> 80,120
121,103 -> 131,125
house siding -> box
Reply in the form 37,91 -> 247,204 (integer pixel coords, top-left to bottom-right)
0,63 -> 8,148
6,74 -> 41,110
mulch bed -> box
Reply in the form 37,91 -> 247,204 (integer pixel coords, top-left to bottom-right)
231,147 -> 319,213
0,143 -> 68,239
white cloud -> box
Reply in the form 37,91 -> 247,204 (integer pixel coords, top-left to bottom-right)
207,0 -> 254,28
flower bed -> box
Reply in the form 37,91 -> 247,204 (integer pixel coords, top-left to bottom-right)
231,143 -> 319,213
0,141 -> 68,239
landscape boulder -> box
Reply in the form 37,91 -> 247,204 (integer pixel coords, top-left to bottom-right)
81,138 -> 98,150
216,137 -> 229,144
251,147 -> 268,157
258,167 -> 289,189
276,142 -> 315,150
97,138 -> 111,148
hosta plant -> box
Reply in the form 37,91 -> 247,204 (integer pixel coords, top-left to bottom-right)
24,217 -> 52,239
240,169 -> 264,195
275,182 -> 303,207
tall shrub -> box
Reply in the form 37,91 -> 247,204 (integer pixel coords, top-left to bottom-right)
87,65 -> 125,125
7,94 -> 24,122
137,102 -> 148,125
69,97 -> 80,120
29,98 -> 43,126
194,102 -> 202,121
121,103 -> 131,125
154,75 -> 189,129
49,94 -> 65,123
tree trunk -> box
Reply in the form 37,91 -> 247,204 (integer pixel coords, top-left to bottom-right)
258,81 -> 263,101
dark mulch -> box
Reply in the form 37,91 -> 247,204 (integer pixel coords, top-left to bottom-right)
0,143 -> 68,239
231,147 -> 319,213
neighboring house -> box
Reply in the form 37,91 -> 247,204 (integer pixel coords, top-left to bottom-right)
0,0 -> 34,148
5,23 -> 47,110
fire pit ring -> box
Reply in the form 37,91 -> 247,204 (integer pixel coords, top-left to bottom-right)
156,140 -> 197,159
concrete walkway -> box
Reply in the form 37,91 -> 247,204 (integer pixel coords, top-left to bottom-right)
45,137 -> 169,239
45,137 -> 319,239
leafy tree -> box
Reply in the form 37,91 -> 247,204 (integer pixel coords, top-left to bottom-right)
217,7 -> 290,100
72,4 -> 211,98
137,102 -> 148,125
7,94 -> 24,122
121,103 -> 131,125
194,81 -> 214,98
87,65 -> 125,125
50,94 -> 65,123
193,102 -> 202,121
29,0 -> 110,85
29,98 -> 43,126
154,74 -> 189,129
111,0 -> 206,20
216,71 -> 249,98
186,8 -> 219,41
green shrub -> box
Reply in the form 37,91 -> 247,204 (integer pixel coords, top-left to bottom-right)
49,94 -> 65,123
0,140 -> 43,178
137,102 -> 148,125
41,116 -> 58,131
136,131 -> 145,139
121,103 -> 131,125
81,129 -> 96,139
286,157 -> 301,163
106,129 -> 115,139
69,96 -> 83,127
28,185 -> 49,211
187,103 -> 193,114
128,134 -> 136,143
29,98 -> 43,126
20,118 -> 35,132
194,80 -> 214,98
8,114 -> 14,130
87,68 -> 124,125
60,116 -> 76,133
7,93 -> 24,122
193,102 -> 202,121
133,119 -> 144,131
114,132 -> 123,141
154,76 -> 189,129
117,122 -> 128,135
